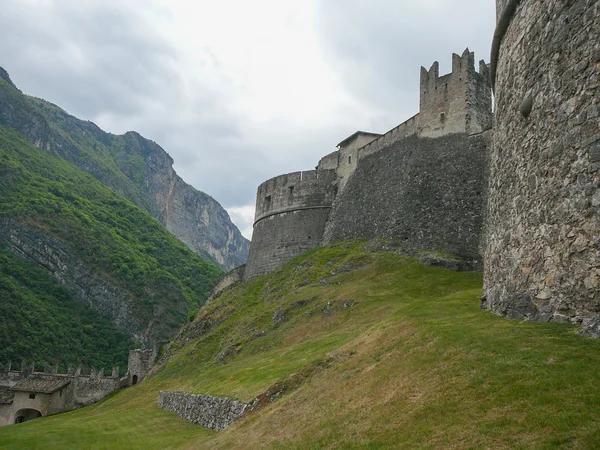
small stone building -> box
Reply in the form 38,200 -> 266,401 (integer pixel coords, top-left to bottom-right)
0,349 -> 156,427
0,378 -> 71,425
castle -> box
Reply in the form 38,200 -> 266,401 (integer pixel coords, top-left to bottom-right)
241,0 -> 600,334
0,349 -> 154,426
244,48 -> 493,281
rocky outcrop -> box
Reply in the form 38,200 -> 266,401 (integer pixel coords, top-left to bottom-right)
122,132 -> 249,270
0,71 -> 51,152
0,68 -> 249,270
0,220 -> 158,347
157,391 -> 247,431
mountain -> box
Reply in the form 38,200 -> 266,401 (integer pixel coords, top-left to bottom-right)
0,115 -> 223,349
0,247 -> 135,371
0,67 -> 249,270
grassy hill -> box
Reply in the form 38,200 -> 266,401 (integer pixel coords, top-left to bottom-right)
3,241 -> 600,448
0,123 -> 223,358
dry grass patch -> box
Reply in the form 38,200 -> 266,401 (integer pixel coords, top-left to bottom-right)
4,242 -> 600,449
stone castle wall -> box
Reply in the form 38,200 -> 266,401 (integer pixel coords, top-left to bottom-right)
322,132 -> 491,268
243,169 -> 337,280
206,264 -> 246,302
418,49 -> 492,138
158,391 -> 247,431
0,349 -> 154,426
243,50 -> 493,280
358,114 -> 419,160
336,132 -> 381,190
483,0 -> 599,331
0,363 -> 123,426
127,349 -> 155,386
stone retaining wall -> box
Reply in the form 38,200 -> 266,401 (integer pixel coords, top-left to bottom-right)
157,391 -> 247,431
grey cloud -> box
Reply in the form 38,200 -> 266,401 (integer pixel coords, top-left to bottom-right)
0,1 -> 181,118
0,0 -> 261,208
315,0 -> 496,128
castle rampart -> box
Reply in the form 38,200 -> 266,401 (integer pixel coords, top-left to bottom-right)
243,50 -> 493,281
317,151 -> 340,171
0,349 -> 155,426
0,361 -> 123,426
330,50 -> 492,193
243,169 -> 337,280
483,0 -> 600,331
322,131 -> 491,268
335,132 -> 381,190
357,114 -> 419,160
418,49 -> 492,138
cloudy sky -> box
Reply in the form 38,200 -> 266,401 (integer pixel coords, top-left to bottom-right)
0,0 -> 496,239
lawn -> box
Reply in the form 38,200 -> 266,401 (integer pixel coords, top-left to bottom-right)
2,242 -> 599,449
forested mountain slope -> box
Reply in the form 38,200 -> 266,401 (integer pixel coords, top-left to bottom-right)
0,123 -> 223,351
0,247 -> 135,371
0,67 -> 248,270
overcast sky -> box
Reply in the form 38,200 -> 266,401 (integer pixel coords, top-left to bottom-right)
0,0 -> 496,239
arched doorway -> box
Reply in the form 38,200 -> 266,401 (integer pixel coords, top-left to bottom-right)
131,375 -> 138,385
14,408 -> 42,424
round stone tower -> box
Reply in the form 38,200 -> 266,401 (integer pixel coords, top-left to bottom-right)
243,169 -> 337,281
484,0 -> 599,332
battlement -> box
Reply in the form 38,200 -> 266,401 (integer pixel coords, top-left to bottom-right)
358,113 -> 419,160
0,360 -> 120,381
419,48 -> 492,138
419,48 -> 487,97
244,49 -> 494,282
0,359 -> 127,426
244,169 -> 338,281
254,169 -> 337,225
324,50 -> 492,197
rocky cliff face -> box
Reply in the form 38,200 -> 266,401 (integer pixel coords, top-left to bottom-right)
121,132 -> 249,269
0,220 -> 167,347
0,69 -> 51,152
0,68 -> 249,270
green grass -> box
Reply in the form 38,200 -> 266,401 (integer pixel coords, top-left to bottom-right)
2,242 -> 600,449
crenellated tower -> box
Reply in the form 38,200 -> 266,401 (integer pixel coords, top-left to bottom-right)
242,50 -> 493,281
418,48 -> 492,138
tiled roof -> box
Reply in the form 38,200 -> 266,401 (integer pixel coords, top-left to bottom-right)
337,131 -> 381,148
0,386 -> 14,404
10,378 -> 71,394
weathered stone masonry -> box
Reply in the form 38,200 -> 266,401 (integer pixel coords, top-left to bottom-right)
244,49 -> 493,279
483,0 -> 600,332
158,392 -> 247,431
0,349 -> 155,427
322,132 -> 491,269
243,169 -> 337,280
241,4 -> 599,331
